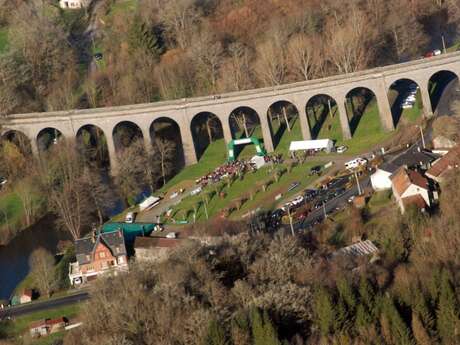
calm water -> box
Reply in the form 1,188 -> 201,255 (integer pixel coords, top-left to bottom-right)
0,215 -> 69,300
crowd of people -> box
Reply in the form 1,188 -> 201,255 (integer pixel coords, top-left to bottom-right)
196,160 -> 257,187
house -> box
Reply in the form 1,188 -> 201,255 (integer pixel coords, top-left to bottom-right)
334,240 -> 379,258
134,237 -> 182,262
19,289 -> 33,304
426,145 -> 460,183
30,317 -> 67,338
68,229 -> 128,286
371,147 -> 438,191
59,0 -> 90,9
390,167 -> 432,214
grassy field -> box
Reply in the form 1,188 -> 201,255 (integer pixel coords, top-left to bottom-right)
168,161 -> 321,222
307,104 -> 343,143
0,28 -> 8,54
0,192 -> 24,234
0,304 -> 80,343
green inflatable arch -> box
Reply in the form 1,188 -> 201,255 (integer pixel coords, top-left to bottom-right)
227,137 -> 266,162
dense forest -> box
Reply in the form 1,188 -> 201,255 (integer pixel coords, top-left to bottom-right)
0,0 -> 459,114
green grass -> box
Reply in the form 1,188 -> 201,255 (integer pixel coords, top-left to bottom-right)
0,28 -> 9,54
0,304 -> 80,340
0,192 -> 24,233
307,104 -> 343,143
169,161 -> 321,222
341,100 -> 392,155
271,117 -> 303,156
367,190 -> 392,212
160,139 -> 227,192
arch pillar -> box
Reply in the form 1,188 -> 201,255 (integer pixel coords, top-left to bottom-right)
335,95 -> 352,140
292,96 -> 312,140
420,82 -> 433,117
181,110 -> 198,166
98,124 -> 119,174
30,137 -> 39,157
252,104 -> 274,153
374,79 -> 395,131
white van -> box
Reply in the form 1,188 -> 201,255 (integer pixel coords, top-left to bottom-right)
345,158 -> 367,170
125,212 -> 136,223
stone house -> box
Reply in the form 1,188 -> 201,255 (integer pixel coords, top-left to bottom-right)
69,229 -> 128,286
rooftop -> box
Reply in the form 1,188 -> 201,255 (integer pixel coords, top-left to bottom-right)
75,230 -> 126,265
391,167 -> 429,196
426,145 -> 460,178
402,194 -> 427,210
380,147 -> 439,173
335,240 -> 379,258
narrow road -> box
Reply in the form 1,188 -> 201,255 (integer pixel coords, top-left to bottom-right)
0,291 -> 89,319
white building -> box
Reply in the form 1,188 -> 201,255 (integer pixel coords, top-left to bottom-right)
390,167 -> 431,214
370,162 -> 398,191
59,0 -> 90,9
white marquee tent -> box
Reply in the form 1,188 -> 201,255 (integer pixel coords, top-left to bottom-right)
289,139 -> 334,153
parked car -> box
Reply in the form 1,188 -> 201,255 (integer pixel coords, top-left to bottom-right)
190,186 -> 202,196
309,165 -> 322,176
344,158 -> 367,170
169,191 -> 179,199
125,212 -> 137,223
402,101 -> 414,109
336,145 -> 348,154
166,232 -> 177,239
94,52 -> 103,61
0,177 -> 7,186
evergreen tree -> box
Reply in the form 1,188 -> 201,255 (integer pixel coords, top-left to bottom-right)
250,308 -> 281,345
337,277 -> 357,311
129,17 -> 163,59
204,318 -> 228,345
382,296 -> 412,345
436,270 -> 459,345
411,312 -> 432,345
314,287 -> 336,336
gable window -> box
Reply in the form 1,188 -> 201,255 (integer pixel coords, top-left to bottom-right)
99,252 -> 106,259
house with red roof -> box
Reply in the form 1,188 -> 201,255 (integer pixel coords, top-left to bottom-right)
29,317 -> 68,338
426,145 -> 460,183
390,167 -> 432,214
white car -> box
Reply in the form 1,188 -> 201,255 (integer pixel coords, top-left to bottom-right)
190,186 -> 202,196
345,158 -> 367,170
166,232 -> 177,239
290,195 -> 304,206
169,191 -> 179,199
125,212 -> 136,223
336,145 -> 348,154
402,103 -> 414,109
433,49 -> 442,56
405,95 -> 416,102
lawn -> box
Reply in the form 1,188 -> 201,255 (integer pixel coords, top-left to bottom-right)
341,100 -> 393,155
0,192 -> 24,234
0,304 -> 80,341
160,139 -> 227,192
169,161 -> 322,222
307,104 -> 343,143
0,27 -> 8,54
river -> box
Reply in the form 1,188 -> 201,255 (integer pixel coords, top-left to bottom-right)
0,215 -> 70,301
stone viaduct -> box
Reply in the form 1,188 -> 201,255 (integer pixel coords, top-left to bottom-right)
2,51 -> 460,172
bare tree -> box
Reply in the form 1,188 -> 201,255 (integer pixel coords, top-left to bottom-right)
40,141 -> 93,240
220,42 -> 253,92
29,247 -> 56,297
153,137 -> 176,186
232,112 -> 249,137
325,9 -> 374,74
287,34 -> 318,81
192,31 -> 223,93
254,28 -> 287,86
158,0 -> 200,49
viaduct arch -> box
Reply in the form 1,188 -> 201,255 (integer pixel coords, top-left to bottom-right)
2,52 -> 460,172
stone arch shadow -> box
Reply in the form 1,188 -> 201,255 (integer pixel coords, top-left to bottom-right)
305,94 -> 339,140
345,87 -> 380,136
428,70 -> 459,115
228,106 -> 262,159
190,112 -> 224,161
76,124 -> 110,168
36,127 -> 63,152
267,100 -> 299,149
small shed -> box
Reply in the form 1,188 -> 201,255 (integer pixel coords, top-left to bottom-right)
289,139 -> 334,153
